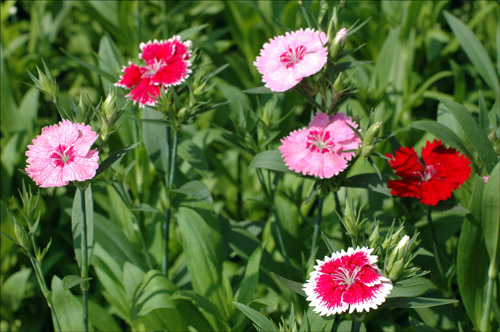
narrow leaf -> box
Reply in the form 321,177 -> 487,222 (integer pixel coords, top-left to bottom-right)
440,98 -> 497,172
96,142 -> 140,177
234,302 -> 277,332
272,272 -> 306,297
172,180 -> 213,203
381,296 -> 458,308
60,48 -> 117,82
250,150 -> 291,173
62,275 -> 93,290
71,185 -> 94,269
482,162 -> 500,267
142,107 -> 169,176
243,86 -> 274,94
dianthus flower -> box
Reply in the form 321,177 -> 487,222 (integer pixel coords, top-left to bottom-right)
254,28 -> 328,92
115,36 -> 191,107
279,112 -> 361,179
386,140 -> 471,206
304,247 -> 393,316
25,120 -> 99,188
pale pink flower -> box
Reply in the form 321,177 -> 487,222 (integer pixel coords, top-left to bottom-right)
115,36 -> 192,107
334,28 -> 348,46
254,28 -> 328,92
279,112 -> 361,179
484,175 -> 489,183
26,120 -> 99,188
303,247 -> 393,316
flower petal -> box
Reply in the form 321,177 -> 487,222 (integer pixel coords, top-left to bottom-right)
386,146 -> 425,179
115,62 -> 143,89
126,77 -> 161,107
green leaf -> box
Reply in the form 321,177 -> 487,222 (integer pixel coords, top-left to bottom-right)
142,107 -> 169,176
172,180 -> 213,204
62,275 -> 92,290
243,86 -> 274,94
234,302 -> 278,332
178,24 -> 208,40
389,277 -> 437,298
98,34 -> 123,91
409,317 -> 441,332
410,120 -> 474,159
1,268 -> 31,313
300,307 -> 335,332
122,262 -> 146,303
71,185 -> 94,269
381,296 -> 458,308
440,98 -> 497,173
444,11 -> 500,95
272,272 -> 306,297
130,269 -> 177,321
250,150 -> 291,173
60,48 -> 117,82
178,140 -> 209,174
478,91 -> 490,131
482,162 -> 500,268
177,207 -> 231,321
457,175 -> 489,330
51,276 -> 83,331
88,300 -> 122,332
236,245 -> 262,305
96,142 -> 140,177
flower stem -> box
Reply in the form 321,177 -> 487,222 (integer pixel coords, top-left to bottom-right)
162,127 -> 178,275
309,196 -> 324,263
133,214 -> 153,270
481,254 -> 498,330
426,209 -> 445,281
79,188 -> 89,332
28,255 -> 62,331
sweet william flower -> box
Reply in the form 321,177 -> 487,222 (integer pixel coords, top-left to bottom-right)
304,247 -> 393,316
386,140 -> 471,206
254,28 -> 328,92
25,120 -> 99,188
279,112 -> 361,179
115,36 -> 191,107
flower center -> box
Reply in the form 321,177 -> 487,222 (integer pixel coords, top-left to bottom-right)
414,164 -> 436,182
142,59 -> 165,78
51,144 -> 75,167
306,129 -> 334,153
280,45 -> 307,69
330,266 -> 362,287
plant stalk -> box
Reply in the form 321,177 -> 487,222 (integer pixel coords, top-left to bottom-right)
309,196 -> 324,263
426,209 -> 445,282
79,188 -> 89,332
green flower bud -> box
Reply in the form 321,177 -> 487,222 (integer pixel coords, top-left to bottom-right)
333,72 -> 344,92
369,221 -> 379,248
13,222 -> 29,250
102,91 -> 117,120
363,121 -> 382,146
36,67 -> 58,102
387,258 -> 404,281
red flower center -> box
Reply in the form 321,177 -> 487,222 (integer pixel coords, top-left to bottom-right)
330,266 -> 361,287
306,129 -> 334,153
280,45 -> 307,68
51,144 -> 75,167
142,59 -> 165,78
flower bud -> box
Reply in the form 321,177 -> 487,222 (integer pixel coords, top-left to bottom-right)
13,221 -> 29,250
36,67 -> 58,102
329,28 -> 347,61
363,121 -> 382,147
342,198 -> 357,236
387,258 -> 404,281
369,221 -> 379,248
102,91 -> 117,120
333,72 -> 344,92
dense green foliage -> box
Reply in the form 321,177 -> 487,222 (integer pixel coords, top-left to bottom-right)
1,1 -> 499,331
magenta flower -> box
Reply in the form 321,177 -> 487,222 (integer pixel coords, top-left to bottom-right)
25,120 -> 99,188
279,112 -> 361,179
303,247 -> 393,316
254,28 -> 328,92
115,36 -> 191,107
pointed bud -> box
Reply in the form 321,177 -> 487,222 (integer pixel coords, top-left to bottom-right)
333,72 -> 344,92
363,121 -> 382,146
329,28 -> 348,61
102,91 -> 117,120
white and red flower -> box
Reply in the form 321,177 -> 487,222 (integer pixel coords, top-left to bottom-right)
115,36 -> 191,107
303,247 -> 392,316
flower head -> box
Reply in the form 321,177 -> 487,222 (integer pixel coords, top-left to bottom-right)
484,175 -> 489,183
386,140 -> 471,206
115,36 -> 192,107
279,112 -> 361,178
254,28 -> 328,92
304,247 -> 393,316
26,120 -> 99,188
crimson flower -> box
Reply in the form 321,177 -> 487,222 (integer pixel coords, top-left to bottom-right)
303,247 -> 392,316
386,140 -> 471,206
115,37 -> 191,107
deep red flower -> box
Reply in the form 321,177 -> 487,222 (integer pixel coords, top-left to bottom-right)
386,140 -> 471,206
115,37 -> 191,107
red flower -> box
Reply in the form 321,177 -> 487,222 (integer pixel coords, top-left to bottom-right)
115,37 -> 191,107
386,140 -> 471,206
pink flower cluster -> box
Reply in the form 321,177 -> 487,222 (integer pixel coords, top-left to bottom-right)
25,120 -> 99,188
304,247 -> 393,316
279,112 -> 361,179
115,36 -> 192,107
254,28 -> 328,92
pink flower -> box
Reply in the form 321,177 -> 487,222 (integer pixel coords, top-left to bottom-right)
254,28 -> 328,92
303,247 -> 393,316
115,37 -> 192,107
26,120 -> 99,188
279,112 -> 361,178
484,175 -> 489,183
334,28 -> 348,46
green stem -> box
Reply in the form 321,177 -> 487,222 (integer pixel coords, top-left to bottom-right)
351,319 -> 361,332
333,191 -> 343,219
481,259 -> 497,330
426,209 -> 445,282
309,196 -> 324,263
162,128 -> 178,275
133,214 -> 153,270
29,255 -> 62,331
79,188 -> 89,332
